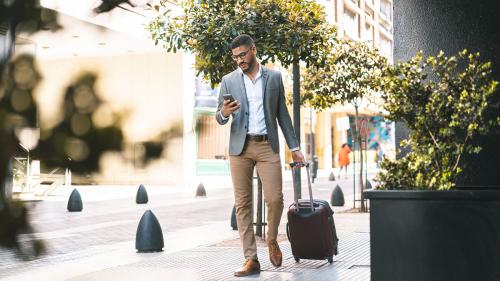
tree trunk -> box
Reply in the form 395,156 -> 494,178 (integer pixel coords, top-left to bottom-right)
292,61 -> 301,201
354,104 -> 366,211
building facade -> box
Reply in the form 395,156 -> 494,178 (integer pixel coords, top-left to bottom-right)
8,1 -> 395,191
8,2 -> 199,189
303,0 -> 395,171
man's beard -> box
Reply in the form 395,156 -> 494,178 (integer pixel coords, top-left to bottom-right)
240,57 -> 255,73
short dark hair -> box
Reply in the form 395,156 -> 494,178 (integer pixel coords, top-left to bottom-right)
231,34 -> 254,50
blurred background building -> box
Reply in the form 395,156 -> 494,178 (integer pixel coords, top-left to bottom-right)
299,0 -> 395,171
4,0 -> 395,194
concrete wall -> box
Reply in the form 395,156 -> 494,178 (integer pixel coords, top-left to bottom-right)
34,52 -> 187,185
394,0 -> 500,185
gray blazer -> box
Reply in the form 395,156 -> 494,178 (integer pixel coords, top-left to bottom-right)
216,65 -> 299,156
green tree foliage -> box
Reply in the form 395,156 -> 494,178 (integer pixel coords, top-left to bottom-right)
302,39 -> 387,109
376,50 -> 500,190
302,39 -> 387,210
148,0 -> 336,87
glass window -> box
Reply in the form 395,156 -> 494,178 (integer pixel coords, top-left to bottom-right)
363,23 -> 374,43
380,0 -> 392,21
194,77 -> 218,109
380,35 -> 392,60
343,9 -> 359,38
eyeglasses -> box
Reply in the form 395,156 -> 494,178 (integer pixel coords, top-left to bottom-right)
231,47 -> 252,61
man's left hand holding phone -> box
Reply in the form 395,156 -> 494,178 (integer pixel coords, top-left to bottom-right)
221,94 -> 240,118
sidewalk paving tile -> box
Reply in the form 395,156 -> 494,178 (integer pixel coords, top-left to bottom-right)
67,232 -> 369,281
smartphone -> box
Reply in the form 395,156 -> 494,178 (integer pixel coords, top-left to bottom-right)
223,94 -> 236,103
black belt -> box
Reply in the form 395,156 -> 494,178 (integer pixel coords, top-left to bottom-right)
246,134 -> 268,142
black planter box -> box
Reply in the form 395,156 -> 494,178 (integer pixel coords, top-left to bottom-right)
364,189 -> 500,281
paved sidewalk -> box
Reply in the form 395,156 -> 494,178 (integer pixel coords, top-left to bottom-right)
69,230 -> 369,281
0,174 -> 372,281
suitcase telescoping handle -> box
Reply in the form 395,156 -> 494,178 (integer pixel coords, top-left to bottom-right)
290,162 -> 314,213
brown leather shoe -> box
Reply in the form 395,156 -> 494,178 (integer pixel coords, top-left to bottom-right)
268,241 -> 283,267
234,258 -> 260,277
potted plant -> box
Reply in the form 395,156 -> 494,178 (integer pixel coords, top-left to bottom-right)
365,49 -> 500,281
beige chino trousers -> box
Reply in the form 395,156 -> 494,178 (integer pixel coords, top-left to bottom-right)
229,139 -> 284,261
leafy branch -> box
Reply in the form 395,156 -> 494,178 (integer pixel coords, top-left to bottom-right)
376,50 -> 499,190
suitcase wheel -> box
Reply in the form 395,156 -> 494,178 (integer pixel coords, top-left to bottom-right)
327,256 -> 333,264
294,256 -> 300,262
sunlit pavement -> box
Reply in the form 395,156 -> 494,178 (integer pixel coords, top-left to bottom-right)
0,171 -> 374,281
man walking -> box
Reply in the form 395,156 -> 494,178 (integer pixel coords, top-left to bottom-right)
216,34 -> 305,277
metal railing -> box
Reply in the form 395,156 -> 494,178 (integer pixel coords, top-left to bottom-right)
11,143 -> 72,196
12,143 -> 30,193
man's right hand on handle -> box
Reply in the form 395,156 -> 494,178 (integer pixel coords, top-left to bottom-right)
221,100 -> 241,118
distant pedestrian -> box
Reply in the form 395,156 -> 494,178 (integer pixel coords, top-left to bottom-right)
338,143 -> 351,179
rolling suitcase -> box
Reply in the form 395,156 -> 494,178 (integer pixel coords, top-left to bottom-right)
286,162 -> 339,263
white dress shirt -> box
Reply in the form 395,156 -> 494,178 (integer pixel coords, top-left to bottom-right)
219,65 -> 266,135
241,65 -> 267,135
220,64 -> 300,151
